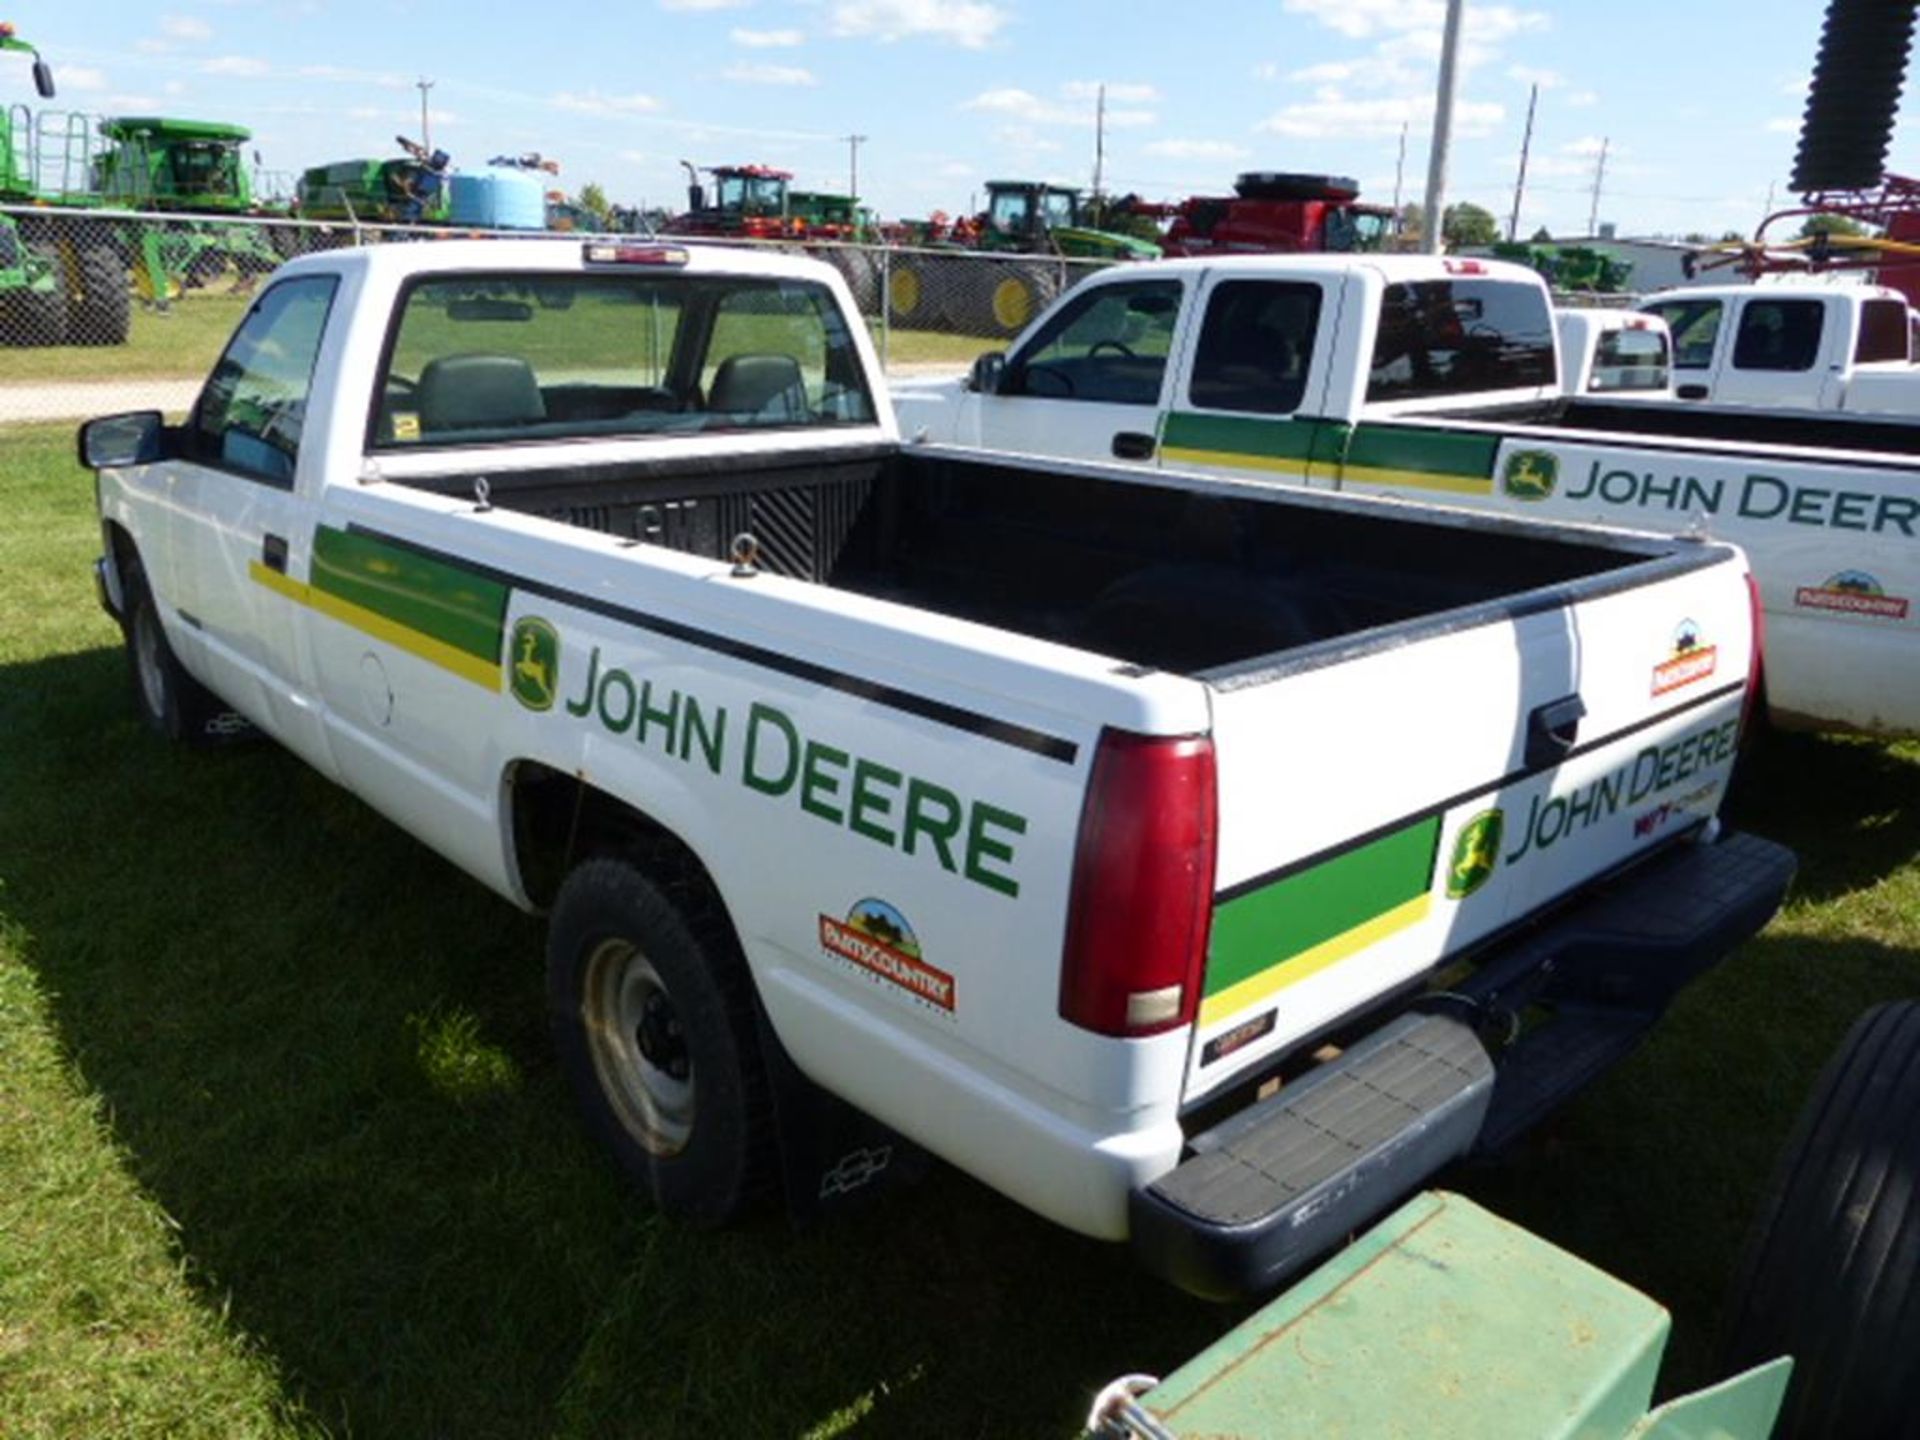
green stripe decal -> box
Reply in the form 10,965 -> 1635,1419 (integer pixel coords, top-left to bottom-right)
1205,816 -> 1442,997
1344,424 -> 1499,482
1161,412 -> 1345,465
310,527 -> 508,665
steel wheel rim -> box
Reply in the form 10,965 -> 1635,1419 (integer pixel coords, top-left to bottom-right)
133,603 -> 169,718
582,938 -> 694,1157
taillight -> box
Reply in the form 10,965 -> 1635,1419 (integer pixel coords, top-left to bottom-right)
1059,729 -> 1218,1038
1742,570 -> 1767,736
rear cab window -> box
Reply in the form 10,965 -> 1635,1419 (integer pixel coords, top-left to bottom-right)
1855,298 -> 1911,363
1188,280 -> 1323,415
1365,277 -> 1555,403
372,270 -> 877,449
1588,323 -> 1671,393
1642,299 -> 1722,370
1003,278 -> 1184,405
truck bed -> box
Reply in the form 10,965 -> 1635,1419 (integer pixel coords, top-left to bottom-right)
1443,396 -> 1920,457
398,444 -> 1665,677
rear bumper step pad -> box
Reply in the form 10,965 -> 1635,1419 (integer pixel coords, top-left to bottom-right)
1132,830 -> 1796,1300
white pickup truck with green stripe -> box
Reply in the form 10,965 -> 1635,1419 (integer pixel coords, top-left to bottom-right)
892,253 -> 1920,738
81,239 -> 1792,1299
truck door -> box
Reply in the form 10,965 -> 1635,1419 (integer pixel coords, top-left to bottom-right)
1719,296 -> 1829,410
166,274 -> 339,764
974,274 -> 1189,464
1156,272 -> 1339,488
1642,296 -> 1725,401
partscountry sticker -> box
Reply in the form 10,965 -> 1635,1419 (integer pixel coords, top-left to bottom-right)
1793,570 -> 1911,621
818,898 -> 955,1013
1652,618 -> 1718,697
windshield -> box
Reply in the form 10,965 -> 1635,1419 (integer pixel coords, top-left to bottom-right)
988,189 -> 1033,232
715,174 -> 786,214
1642,299 -> 1722,370
1041,190 -> 1075,228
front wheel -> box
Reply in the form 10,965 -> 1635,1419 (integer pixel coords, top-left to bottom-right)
1720,1001 -> 1920,1439
547,855 -> 774,1224
122,557 -> 250,745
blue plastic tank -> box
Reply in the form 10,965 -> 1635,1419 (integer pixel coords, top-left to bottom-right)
448,167 -> 548,230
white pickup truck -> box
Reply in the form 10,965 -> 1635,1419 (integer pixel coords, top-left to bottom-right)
81,239 -> 1791,1300
892,255 -> 1920,736
1555,307 -> 1672,398
1639,281 -> 1920,414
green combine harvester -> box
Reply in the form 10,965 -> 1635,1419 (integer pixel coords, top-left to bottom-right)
295,140 -> 453,225
888,179 -> 1159,339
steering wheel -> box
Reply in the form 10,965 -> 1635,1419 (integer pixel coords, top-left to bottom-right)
1087,339 -> 1136,360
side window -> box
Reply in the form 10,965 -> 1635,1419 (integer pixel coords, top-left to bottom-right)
1855,300 -> 1910,363
1732,299 -> 1824,372
1005,279 -> 1183,405
193,276 -> 337,484
1589,325 -> 1671,392
1365,279 -> 1555,403
1644,300 -> 1722,370
1188,280 -> 1322,415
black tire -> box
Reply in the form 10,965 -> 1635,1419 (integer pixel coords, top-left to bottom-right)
1720,1001 -> 1920,1439
547,854 -> 774,1225
121,557 -> 249,745
817,246 -> 879,316
3,247 -> 67,347
960,260 -> 1056,340
68,244 -> 131,347
885,255 -> 946,331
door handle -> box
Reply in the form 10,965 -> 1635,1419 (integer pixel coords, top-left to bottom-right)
262,533 -> 288,574
1675,383 -> 1709,401
1112,431 -> 1156,461
1524,694 -> 1586,770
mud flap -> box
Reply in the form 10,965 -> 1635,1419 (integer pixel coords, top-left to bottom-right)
752,1004 -> 933,1223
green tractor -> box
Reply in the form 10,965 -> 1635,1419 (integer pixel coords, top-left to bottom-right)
888,179 -> 1159,339
296,139 -> 453,225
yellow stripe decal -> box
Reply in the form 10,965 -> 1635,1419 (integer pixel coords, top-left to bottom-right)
1159,445 -> 1312,478
1336,463 -> 1493,496
248,560 -> 503,691
1197,891 -> 1433,1026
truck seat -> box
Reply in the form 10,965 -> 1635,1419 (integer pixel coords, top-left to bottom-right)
708,353 -> 807,420
417,353 -> 547,432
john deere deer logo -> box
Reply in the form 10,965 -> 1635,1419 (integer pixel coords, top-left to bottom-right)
1502,450 -> 1559,501
1447,809 -> 1505,899
508,616 -> 559,711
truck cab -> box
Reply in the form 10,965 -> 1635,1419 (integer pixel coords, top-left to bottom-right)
1639,281 -> 1917,411
1554,308 -> 1672,397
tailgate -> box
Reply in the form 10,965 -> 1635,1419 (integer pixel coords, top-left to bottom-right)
1186,544 -> 1753,1101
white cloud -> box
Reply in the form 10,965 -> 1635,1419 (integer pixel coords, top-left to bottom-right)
1507,64 -> 1562,87
105,93 -> 158,110
1258,94 -> 1504,140
163,79 -> 187,95
1061,80 -> 1159,102
723,62 -> 818,86
347,105 -> 383,120
551,89 -> 666,115
1143,138 -> 1252,161
1566,89 -> 1598,107
202,55 -> 270,77
1282,0 -> 1545,43
161,14 -> 213,40
62,66 -> 109,92
731,27 -> 805,46
661,0 -> 747,9
831,0 -> 1006,49
1766,116 -> 1799,134
1287,61 -> 1356,84
962,86 -> 1153,127
938,160 -> 974,176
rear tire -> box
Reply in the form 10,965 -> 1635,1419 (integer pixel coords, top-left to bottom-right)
547,854 -> 774,1225
3,246 -> 68,347
1720,1001 -> 1920,1439
68,244 -> 131,347
886,255 -> 945,331
121,556 -> 250,745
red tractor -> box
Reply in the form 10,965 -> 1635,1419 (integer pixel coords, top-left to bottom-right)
1141,172 -> 1395,259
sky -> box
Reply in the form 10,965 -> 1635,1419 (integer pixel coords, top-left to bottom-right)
24,1 -> 1886,240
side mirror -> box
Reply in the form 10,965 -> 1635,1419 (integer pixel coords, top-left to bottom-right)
78,410 -> 164,469
32,58 -> 53,100
968,351 -> 1007,395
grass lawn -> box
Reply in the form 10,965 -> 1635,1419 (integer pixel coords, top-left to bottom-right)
1,419 -> 1915,1437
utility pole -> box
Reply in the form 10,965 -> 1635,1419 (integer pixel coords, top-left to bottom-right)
843,132 -> 867,200
1391,120 -> 1408,232
1508,82 -> 1539,242
1092,83 -> 1107,204
1419,0 -> 1465,253
1587,136 -> 1610,236
416,77 -> 434,151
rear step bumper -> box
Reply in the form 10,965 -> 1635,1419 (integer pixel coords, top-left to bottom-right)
1131,828 -> 1795,1300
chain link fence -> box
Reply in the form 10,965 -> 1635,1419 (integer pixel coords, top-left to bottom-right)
0,205 -> 1118,426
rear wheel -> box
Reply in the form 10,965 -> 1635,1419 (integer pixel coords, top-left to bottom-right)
67,243 -> 131,346
547,854 -> 774,1225
2,245 -> 68,347
886,255 -> 946,331
1720,1000 -> 1920,1439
